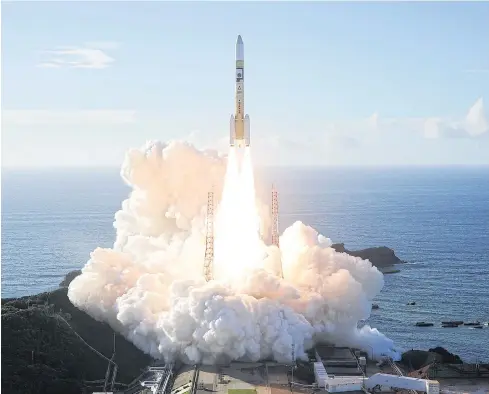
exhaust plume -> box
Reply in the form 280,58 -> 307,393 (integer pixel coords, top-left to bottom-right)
68,140 -> 400,364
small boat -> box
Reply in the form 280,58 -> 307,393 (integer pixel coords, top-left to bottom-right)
442,320 -> 463,325
472,325 -> 483,329
464,321 -> 481,326
407,301 -> 416,306
442,323 -> 459,328
416,322 -> 433,327
372,304 -> 380,310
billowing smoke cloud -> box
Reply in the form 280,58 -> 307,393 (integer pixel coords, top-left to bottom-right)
68,140 -> 399,364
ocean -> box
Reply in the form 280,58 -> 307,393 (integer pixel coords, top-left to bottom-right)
2,166 -> 488,362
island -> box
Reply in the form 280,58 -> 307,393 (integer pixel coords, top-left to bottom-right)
331,243 -> 405,273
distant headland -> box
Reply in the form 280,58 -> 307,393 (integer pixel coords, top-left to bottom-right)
331,243 -> 405,273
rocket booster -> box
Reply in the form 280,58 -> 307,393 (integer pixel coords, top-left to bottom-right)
230,35 -> 250,147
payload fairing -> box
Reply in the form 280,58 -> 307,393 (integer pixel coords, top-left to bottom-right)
230,35 -> 250,147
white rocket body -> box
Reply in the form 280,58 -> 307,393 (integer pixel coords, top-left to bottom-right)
230,35 -> 250,147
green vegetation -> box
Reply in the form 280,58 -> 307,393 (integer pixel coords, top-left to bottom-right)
2,285 -> 152,394
228,389 -> 257,394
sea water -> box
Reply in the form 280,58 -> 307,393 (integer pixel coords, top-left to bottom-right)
2,166 -> 488,361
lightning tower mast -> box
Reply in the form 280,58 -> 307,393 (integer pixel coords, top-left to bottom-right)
271,185 -> 279,248
204,188 -> 214,282
271,185 -> 283,278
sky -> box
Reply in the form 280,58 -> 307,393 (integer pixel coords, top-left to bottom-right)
2,1 -> 489,167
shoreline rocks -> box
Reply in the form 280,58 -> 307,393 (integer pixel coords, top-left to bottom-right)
400,347 -> 463,370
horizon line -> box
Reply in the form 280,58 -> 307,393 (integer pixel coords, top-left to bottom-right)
2,163 -> 489,171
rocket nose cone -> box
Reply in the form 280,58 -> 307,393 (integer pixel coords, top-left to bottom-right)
235,35 -> 244,61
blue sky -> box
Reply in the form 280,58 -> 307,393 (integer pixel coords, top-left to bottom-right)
2,1 -> 489,167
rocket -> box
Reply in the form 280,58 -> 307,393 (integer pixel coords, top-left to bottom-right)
230,35 -> 250,148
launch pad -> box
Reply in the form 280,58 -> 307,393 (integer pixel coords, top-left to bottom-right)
160,345 -> 440,394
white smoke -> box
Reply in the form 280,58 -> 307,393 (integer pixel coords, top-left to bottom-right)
68,139 -> 400,364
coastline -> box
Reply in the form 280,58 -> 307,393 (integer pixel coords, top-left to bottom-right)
3,284 -> 486,394
2,245 -> 487,393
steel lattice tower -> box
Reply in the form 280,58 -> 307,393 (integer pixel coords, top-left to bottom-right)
271,185 -> 279,248
204,189 -> 214,282
271,185 -> 283,278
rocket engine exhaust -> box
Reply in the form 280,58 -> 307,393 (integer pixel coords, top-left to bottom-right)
66,35 -> 401,366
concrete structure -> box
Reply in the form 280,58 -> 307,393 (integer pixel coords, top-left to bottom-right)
313,362 -> 327,388
170,365 -> 195,394
315,345 -> 364,376
311,344 -> 440,394
140,364 -> 174,394
162,346 -> 441,394
365,373 -> 440,394
324,376 -> 364,393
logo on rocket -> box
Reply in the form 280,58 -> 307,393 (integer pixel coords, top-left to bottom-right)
230,35 -> 250,148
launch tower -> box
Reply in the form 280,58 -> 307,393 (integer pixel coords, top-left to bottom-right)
271,185 -> 283,278
271,185 -> 279,248
204,189 -> 214,282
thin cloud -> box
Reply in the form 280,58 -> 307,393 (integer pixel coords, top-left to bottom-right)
3,110 -> 137,126
464,69 -> 489,74
366,112 -> 379,131
208,98 -> 488,154
324,132 -> 361,149
37,62 -> 62,69
84,41 -> 121,50
37,43 -> 119,69
362,98 -> 488,140
466,98 -> 488,136
422,98 -> 488,139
